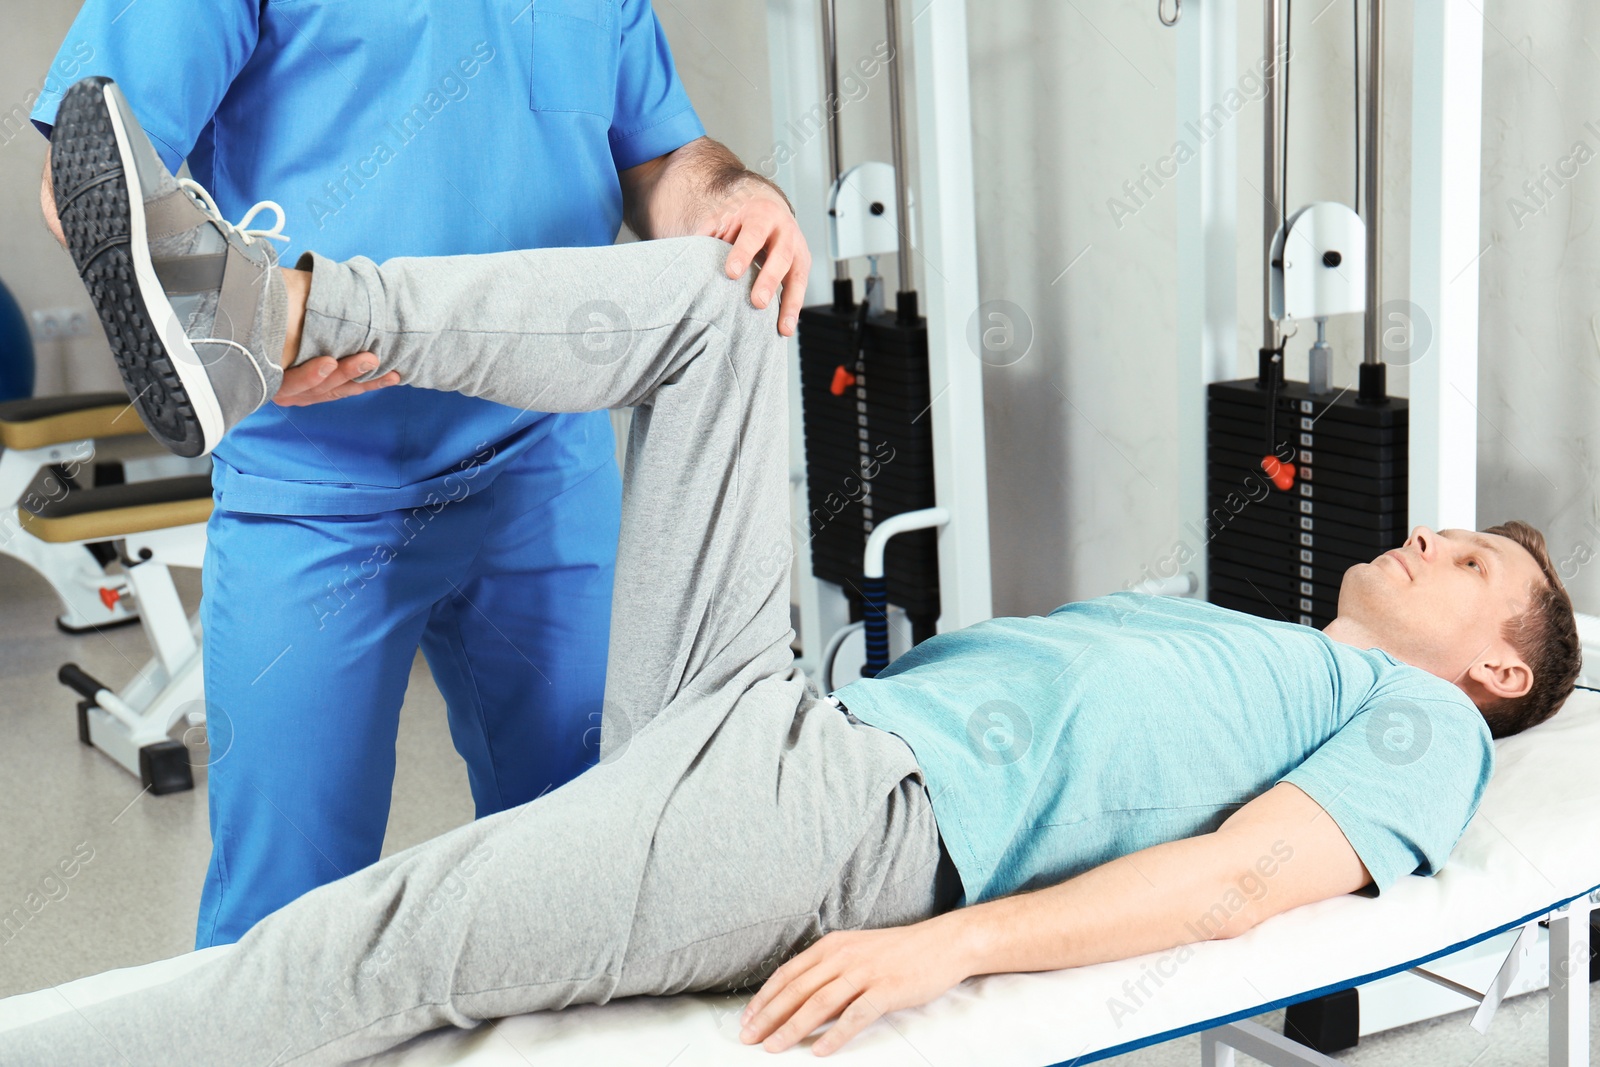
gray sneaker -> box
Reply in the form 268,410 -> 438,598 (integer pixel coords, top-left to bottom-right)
51,76 -> 287,458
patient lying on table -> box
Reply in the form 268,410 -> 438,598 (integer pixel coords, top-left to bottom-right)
6,77 -> 1581,1066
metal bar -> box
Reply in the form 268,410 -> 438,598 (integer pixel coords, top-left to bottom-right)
819,0 -> 849,281
1363,0 -> 1383,363
864,506 -> 949,578
1468,922 -> 1538,1034
1204,1021 -> 1350,1067
765,0 -> 850,673
1177,0 -> 1240,603
85,707 -> 144,777
909,0 -> 993,631
89,685 -> 149,734
884,0 -> 914,294
1549,896 -> 1594,1067
1407,0 -> 1483,530
126,561 -> 196,675
1200,1028 -> 1237,1067
764,0 -> 831,308
1263,0 -> 1282,350
1406,964 -> 1487,1003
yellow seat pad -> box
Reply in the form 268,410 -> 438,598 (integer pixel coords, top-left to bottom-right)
0,392 -> 147,450
18,475 -> 212,544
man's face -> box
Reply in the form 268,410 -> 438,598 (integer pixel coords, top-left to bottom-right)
1336,526 -> 1545,687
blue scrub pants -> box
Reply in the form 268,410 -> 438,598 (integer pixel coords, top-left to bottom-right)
196,441 -> 621,947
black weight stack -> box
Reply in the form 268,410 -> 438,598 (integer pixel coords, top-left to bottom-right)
1206,379 -> 1408,628
798,299 -> 941,643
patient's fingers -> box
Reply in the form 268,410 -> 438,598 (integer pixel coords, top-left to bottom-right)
324,371 -> 402,401
274,353 -> 400,407
809,984 -> 889,1056
741,943 -> 832,1036
745,922 -> 969,1054
760,976 -> 862,1054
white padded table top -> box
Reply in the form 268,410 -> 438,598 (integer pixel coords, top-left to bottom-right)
4,691 -> 1598,1066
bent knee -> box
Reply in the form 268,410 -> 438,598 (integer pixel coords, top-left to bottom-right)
682,236 -> 782,332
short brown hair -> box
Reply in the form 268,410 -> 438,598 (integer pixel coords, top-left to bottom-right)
1478,521 -> 1581,738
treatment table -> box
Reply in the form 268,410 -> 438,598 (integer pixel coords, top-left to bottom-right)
3,689 -> 1597,1066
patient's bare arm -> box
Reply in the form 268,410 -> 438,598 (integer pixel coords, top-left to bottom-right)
740,783 -> 1369,1055
952,782 -> 1371,975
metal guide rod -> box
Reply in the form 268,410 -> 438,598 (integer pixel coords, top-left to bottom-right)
820,0 -> 849,282
1364,0 -> 1384,363
884,0 -> 915,298
1263,0 -> 1282,351
908,0 -> 991,627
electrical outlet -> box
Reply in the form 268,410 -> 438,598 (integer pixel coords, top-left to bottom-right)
30,307 -> 94,341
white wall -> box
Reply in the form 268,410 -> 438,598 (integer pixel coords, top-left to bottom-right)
2,0 -> 1595,618
0,1 -> 123,396
1475,1 -> 1600,613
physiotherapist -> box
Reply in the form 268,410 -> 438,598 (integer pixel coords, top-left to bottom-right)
33,0 -> 810,947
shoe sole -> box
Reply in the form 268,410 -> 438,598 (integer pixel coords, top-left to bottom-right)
53,79 -> 225,457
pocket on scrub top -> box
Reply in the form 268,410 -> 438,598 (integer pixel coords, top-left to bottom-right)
529,0 -> 619,119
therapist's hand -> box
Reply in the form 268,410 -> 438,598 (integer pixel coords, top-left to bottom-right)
737,918 -> 971,1056
274,353 -> 401,407
706,187 -> 811,339
619,139 -> 810,338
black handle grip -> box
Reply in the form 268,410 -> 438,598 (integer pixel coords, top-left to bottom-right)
58,663 -> 108,701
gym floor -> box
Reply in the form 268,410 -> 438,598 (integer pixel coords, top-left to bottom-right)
0,554 -> 1594,1065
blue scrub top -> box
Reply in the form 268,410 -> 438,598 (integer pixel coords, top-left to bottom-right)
33,0 -> 706,515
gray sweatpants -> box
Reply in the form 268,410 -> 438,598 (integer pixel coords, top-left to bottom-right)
0,236 -> 960,1064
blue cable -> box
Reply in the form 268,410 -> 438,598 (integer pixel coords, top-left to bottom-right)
861,575 -> 890,678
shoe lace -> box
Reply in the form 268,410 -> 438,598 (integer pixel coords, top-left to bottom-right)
177,178 -> 290,248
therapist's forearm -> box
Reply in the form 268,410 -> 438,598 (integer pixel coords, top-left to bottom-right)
946,831 -> 1267,978
620,136 -> 790,240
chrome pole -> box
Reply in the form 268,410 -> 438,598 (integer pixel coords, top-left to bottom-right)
1263,0 -> 1282,351
884,0 -> 914,299
1364,0 -> 1383,364
820,0 -> 849,282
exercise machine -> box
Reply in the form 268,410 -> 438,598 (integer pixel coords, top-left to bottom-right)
0,392 -> 147,632
770,0 -> 991,685
1172,0 -> 1599,1053
19,466 -> 213,795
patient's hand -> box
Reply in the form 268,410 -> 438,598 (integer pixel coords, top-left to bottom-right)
738,917 -> 970,1056
275,353 -> 401,407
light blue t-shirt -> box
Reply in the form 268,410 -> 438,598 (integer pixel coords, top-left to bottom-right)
31,0 -> 705,516
833,593 -> 1495,906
